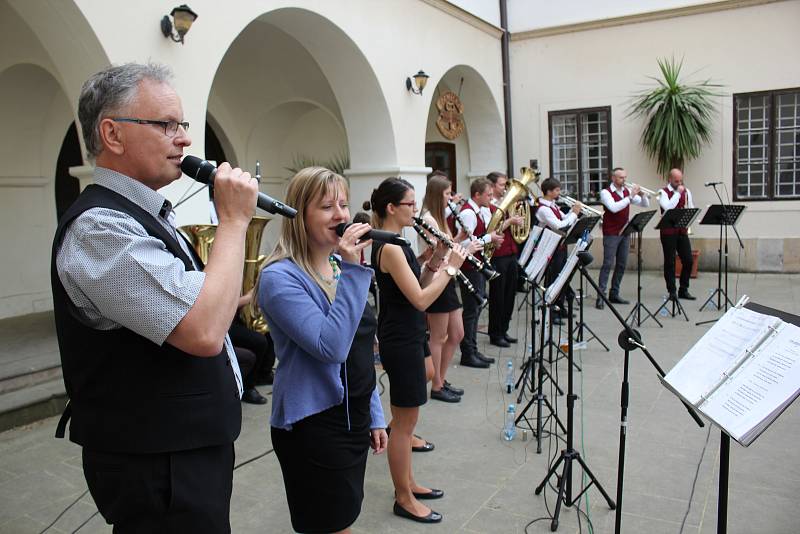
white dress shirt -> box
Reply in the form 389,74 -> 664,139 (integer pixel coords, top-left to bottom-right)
599,184 -> 650,213
536,198 -> 577,231
458,198 -> 493,248
659,183 -> 695,211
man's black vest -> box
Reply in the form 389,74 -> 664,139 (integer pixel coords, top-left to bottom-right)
51,184 -> 241,453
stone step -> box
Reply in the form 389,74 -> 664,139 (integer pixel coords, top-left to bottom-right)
0,363 -> 62,395
0,378 -> 67,433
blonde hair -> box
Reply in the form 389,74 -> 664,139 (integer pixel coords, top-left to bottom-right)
264,167 -> 348,293
421,175 -> 452,237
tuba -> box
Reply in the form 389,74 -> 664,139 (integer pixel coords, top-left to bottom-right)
484,166 -> 540,262
179,216 -> 271,333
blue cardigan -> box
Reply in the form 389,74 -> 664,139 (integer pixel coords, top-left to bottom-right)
258,259 -> 386,431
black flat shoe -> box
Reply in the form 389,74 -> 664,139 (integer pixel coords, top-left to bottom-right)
595,298 -> 604,310
476,352 -> 495,364
412,439 -> 435,452
443,381 -> 464,396
431,388 -> 460,403
460,354 -> 490,368
393,502 -> 442,523
413,488 -> 444,500
678,290 -> 696,300
504,334 -> 518,344
241,388 -> 268,405
489,337 -> 511,348
609,295 -> 630,305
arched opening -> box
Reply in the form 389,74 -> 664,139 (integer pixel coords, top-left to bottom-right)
425,65 -> 505,193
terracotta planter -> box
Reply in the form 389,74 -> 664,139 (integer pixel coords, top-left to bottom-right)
675,250 -> 701,278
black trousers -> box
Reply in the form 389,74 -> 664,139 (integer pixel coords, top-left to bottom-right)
488,255 -> 518,339
661,233 -> 692,294
83,443 -> 234,533
459,269 -> 486,358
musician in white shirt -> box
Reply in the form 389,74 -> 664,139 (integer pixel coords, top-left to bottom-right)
658,168 -> 696,300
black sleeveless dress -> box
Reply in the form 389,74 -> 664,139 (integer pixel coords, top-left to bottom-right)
372,243 -> 429,407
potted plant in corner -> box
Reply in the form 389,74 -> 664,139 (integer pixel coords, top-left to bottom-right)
628,56 -> 722,278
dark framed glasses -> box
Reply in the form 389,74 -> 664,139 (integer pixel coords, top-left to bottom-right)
112,117 -> 189,137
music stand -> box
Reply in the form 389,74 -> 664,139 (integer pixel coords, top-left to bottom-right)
621,210 -> 660,328
564,216 -> 609,351
697,203 -> 746,317
654,208 -> 700,321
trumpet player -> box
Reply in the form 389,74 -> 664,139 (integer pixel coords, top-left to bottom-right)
536,177 -> 581,324
595,167 -> 650,310
457,178 -> 503,368
660,168 -> 696,301
487,172 -> 525,348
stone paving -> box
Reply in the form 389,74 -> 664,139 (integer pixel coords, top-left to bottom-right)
1,269 -> 799,533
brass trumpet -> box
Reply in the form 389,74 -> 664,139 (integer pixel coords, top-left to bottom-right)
626,183 -> 663,197
559,194 -> 603,217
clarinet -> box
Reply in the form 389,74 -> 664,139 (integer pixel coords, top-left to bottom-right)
413,216 -> 499,281
447,199 -> 476,241
412,222 -> 487,308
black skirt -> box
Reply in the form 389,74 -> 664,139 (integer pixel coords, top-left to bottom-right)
426,278 -> 462,314
271,395 -> 371,533
379,340 -> 428,408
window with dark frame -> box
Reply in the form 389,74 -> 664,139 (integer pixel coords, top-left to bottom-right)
548,107 -> 611,203
734,88 -> 800,200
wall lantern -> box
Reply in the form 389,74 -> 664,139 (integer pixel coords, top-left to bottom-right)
405,70 -> 429,96
161,4 -> 198,44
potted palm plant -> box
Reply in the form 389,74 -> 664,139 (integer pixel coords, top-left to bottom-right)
628,56 -> 722,277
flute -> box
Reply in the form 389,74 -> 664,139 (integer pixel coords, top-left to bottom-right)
413,216 -> 499,281
413,222 -> 487,308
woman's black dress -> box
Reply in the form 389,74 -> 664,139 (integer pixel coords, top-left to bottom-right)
271,302 -> 378,533
372,243 -> 429,407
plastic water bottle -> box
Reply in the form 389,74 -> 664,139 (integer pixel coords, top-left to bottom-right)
503,404 -> 517,441
505,360 -> 515,394
659,295 -> 669,317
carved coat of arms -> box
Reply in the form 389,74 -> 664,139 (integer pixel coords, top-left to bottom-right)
436,91 -> 464,140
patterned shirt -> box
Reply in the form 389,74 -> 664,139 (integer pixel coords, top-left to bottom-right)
56,167 -> 242,396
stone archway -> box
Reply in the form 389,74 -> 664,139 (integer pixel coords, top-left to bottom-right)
425,65 -> 506,194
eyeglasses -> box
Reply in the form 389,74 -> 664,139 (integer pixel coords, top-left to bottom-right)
395,201 -> 417,208
112,118 -> 189,137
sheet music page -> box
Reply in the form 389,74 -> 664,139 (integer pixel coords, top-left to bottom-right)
664,306 -> 779,405
524,228 -> 561,284
518,226 -> 543,266
700,322 -> 800,444
544,238 -> 588,305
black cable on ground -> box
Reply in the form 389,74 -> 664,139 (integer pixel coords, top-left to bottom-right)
680,425 -> 713,534
37,489 -> 89,534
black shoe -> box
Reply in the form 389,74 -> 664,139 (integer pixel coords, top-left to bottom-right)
443,381 -> 464,396
504,334 -> 518,344
559,308 -> 573,318
678,290 -> 696,300
241,387 -> 267,405
552,316 -> 564,326
413,489 -> 444,500
609,294 -> 630,305
490,337 -> 511,348
431,388 -> 461,403
595,298 -> 604,310
476,352 -> 495,364
393,502 -> 442,523
412,437 -> 435,452
460,354 -> 490,368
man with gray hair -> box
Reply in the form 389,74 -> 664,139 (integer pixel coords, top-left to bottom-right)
51,62 -> 258,532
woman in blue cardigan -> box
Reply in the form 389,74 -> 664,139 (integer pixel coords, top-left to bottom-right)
258,167 -> 387,534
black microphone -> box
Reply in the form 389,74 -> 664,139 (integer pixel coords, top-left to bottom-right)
335,223 -> 409,247
181,156 -> 297,218
704,181 -> 723,187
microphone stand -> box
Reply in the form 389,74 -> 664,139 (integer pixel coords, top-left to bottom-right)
574,253 -> 705,534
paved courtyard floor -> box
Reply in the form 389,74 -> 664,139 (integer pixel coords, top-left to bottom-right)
1,269 -> 799,533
